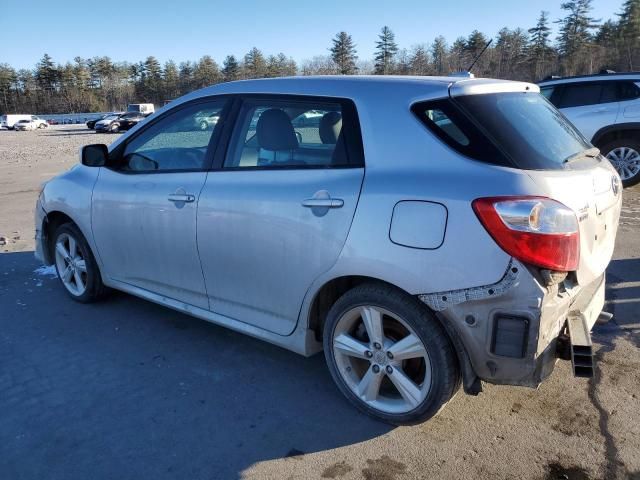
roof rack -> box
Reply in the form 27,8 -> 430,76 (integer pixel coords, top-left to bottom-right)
540,71 -> 640,83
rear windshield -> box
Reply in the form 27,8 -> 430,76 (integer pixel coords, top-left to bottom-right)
413,92 -> 593,170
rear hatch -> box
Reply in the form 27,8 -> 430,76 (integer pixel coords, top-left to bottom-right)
448,80 -> 622,285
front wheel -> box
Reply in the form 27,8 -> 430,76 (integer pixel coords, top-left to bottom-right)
601,138 -> 640,188
110,123 -> 119,133
323,283 -> 460,425
200,120 -> 208,130
52,223 -> 108,303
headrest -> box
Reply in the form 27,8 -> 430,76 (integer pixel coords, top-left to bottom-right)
256,109 -> 298,151
319,112 -> 343,144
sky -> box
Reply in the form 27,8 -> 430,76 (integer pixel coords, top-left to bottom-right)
0,0 -> 621,70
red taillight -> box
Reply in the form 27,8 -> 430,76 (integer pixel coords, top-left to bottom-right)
472,196 -> 580,272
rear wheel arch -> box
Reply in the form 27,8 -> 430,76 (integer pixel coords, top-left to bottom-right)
308,275 -> 477,395
592,123 -> 640,148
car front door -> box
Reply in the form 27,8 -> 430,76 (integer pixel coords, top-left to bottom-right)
197,95 -> 365,335
92,98 -> 229,308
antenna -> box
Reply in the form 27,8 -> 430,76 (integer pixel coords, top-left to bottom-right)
466,39 -> 493,73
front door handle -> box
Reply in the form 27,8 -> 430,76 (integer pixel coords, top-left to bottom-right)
168,193 -> 196,203
302,198 -> 344,208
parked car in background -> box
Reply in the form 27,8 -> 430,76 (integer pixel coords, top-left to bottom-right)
195,112 -> 219,130
87,113 -> 121,130
1,114 -> 42,130
14,117 -> 49,131
539,71 -> 640,187
94,112 -> 146,133
35,76 -> 621,425
127,103 -> 155,116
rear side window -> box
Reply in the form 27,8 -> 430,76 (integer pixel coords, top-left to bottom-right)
224,97 -> 364,169
618,81 -> 640,100
557,83 -> 604,108
413,92 -> 592,170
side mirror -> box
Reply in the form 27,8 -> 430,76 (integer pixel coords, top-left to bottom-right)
81,144 -> 109,167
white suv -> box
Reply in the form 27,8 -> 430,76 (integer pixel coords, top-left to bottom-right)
539,72 -> 640,187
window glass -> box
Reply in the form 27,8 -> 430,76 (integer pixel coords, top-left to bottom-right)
454,92 -> 591,169
600,83 -> 619,104
120,100 -> 226,172
618,81 -> 640,101
413,93 -> 593,171
423,108 -> 470,146
557,83 -> 603,108
225,100 -> 349,168
540,86 -> 555,100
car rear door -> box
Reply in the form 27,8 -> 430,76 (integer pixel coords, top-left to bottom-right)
197,95 -> 365,336
554,82 -> 620,142
92,98 -> 230,308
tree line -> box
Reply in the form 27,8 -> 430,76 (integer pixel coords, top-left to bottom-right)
1,0 -> 638,115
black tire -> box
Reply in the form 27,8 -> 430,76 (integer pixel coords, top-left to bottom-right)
52,222 -> 109,303
323,282 -> 460,425
200,120 -> 208,130
599,138 -> 640,188
110,123 -> 119,133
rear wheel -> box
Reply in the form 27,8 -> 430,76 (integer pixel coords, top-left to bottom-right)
601,138 -> 640,187
323,283 -> 460,425
52,223 -> 108,303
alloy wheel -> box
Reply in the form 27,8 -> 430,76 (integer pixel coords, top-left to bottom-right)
606,146 -> 640,181
54,233 -> 88,296
332,305 -> 432,414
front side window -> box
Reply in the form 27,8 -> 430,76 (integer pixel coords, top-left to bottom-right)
225,98 -> 361,169
118,100 -> 227,172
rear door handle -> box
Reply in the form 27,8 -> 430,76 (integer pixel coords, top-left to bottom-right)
168,193 -> 196,203
301,198 -> 344,208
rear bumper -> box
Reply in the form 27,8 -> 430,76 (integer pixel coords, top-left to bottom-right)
427,261 -> 606,389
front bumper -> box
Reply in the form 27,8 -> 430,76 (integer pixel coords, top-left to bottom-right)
427,261 -> 606,389
34,199 -> 49,264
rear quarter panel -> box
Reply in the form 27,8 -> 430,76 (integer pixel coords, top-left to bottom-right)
305,89 -> 545,300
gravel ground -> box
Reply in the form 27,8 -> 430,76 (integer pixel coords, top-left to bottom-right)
0,125 -> 639,480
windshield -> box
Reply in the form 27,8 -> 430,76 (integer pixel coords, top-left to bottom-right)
104,115 -> 119,121
453,92 -> 592,170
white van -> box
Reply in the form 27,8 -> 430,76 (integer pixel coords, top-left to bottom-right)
127,103 -> 155,116
1,114 -> 36,130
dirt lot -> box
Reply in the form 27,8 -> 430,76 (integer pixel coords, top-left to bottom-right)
0,125 -> 639,480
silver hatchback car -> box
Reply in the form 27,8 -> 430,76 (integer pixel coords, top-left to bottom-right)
35,76 -> 621,425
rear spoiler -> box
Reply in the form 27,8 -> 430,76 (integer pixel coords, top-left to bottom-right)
449,79 -> 539,97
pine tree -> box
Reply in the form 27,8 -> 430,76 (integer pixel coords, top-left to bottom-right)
179,61 -> 195,93
431,36 -> 448,75
35,54 -> 58,92
618,0 -> 640,69
330,31 -> 358,75
193,55 -> 221,87
528,11 -> 552,79
409,45 -> 430,75
465,30 -> 489,74
222,55 -> 240,82
556,0 -> 600,75
374,26 -> 399,74
163,61 -> 179,100
243,47 -> 267,79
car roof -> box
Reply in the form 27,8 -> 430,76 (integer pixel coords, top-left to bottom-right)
538,72 -> 640,86
173,75 -> 537,105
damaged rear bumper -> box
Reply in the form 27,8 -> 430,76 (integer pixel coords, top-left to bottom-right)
419,260 -> 606,390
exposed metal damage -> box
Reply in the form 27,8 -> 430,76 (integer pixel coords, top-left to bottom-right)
418,260 -> 520,311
